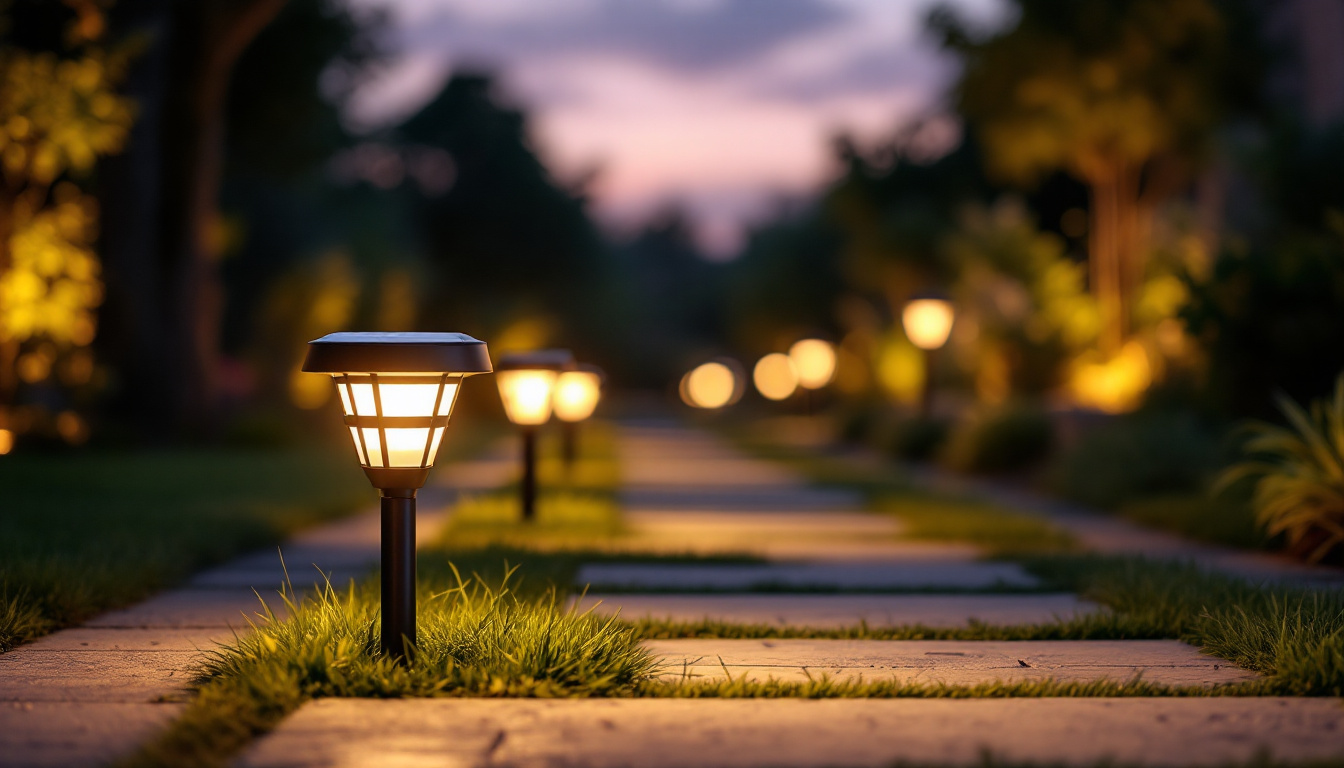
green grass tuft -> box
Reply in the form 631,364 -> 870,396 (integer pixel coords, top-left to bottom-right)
877,492 -> 1076,556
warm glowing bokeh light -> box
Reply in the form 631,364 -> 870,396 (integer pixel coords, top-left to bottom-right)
497,369 -> 560,425
553,369 -> 602,422
0,428 -> 12,455
753,353 -> 799,401
682,362 -> 736,409
1068,341 -> 1152,414
788,339 -> 836,389
333,373 -> 459,467
902,299 -> 956,350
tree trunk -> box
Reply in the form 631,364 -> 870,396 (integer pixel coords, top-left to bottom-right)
153,0 -> 286,435
1089,172 -> 1125,355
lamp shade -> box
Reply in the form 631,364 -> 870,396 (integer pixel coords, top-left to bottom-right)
553,365 -> 604,422
495,349 -> 575,426
303,332 -> 492,489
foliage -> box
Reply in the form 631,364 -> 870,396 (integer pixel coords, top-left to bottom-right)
0,0 -> 134,431
1183,236 -> 1344,417
887,415 -> 950,462
943,198 -> 1098,399
941,401 -> 1055,474
1117,494 -> 1263,550
1050,411 -> 1221,509
931,0 -> 1254,350
1219,376 -> 1344,563
0,446 -> 366,651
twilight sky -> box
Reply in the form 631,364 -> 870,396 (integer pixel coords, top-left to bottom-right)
342,0 -> 1008,255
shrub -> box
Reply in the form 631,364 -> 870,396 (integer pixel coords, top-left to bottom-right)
1219,374 -> 1344,563
941,402 -> 1054,474
1050,412 -> 1220,510
888,416 -> 950,461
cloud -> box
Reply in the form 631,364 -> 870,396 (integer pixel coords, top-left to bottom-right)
397,0 -> 850,72
749,46 -> 950,104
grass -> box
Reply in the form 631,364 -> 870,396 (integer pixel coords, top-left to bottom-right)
122,567 -> 657,768
0,445 -> 369,652
1116,494 -> 1266,551
875,492 -> 1076,556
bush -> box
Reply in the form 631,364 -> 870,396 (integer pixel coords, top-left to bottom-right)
1117,494 -> 1264,550
888,416 -> 950,461
1050,412 -> 1220,510
1219,374 -> 1344,563
941,402 -> 1054,474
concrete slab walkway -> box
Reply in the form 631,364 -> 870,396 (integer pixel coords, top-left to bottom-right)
646,638 -> 1257,686
238,698 -> 1344,768
571,592 -> 1102,629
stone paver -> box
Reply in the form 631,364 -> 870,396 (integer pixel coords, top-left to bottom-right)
570,592 -> 1102,629
574,561 -> 1039,590
237,698 -> 1344,768
646,639 -> 1257,686
2,702 -> 186,768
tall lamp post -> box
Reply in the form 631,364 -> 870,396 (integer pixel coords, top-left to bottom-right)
495,350 -> 574,522
901,297 -> 955,415
553,364 -> 603,467
302,332 -> 492,662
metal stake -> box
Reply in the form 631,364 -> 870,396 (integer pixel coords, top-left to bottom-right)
521,426 -> 538,521
380,491 -> 416,662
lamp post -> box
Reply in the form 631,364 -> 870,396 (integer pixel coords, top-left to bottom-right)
788,339 -> 836,413
552,364 -> 603,467
302,332 -> 492,662
901,297 -> 955,415
495,350 -> 574,522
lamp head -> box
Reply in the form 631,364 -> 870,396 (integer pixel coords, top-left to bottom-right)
302,332 -> 492,491
495,349 -> 575,426
788,339 -> 836,389
553,364 -> 604,423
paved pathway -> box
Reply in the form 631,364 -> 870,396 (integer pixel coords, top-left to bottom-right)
241,420 -> 1344,767
0,440 -> 516,768
239,698 -> 1344,768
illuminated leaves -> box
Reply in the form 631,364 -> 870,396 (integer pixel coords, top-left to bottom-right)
0,192 -> 102,346
0,48 -> 133,185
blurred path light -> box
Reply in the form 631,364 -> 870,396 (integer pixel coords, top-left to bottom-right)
753,353 -> 799,401
902,298 -> 956,350
681,361 -> 736,409
788,339 -> 836,389
553,366 -> 603,423
0,428 -> 12,455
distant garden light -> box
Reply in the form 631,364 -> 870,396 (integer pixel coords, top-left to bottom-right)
902,298 -> 955,351
553,364 -> 604,467
901,296 -> 955,414
753,353 -> 798,401
680,360 -> 739,409
788,339 -> 836,390
303,332 -> 492,662
496,350 -> 575,522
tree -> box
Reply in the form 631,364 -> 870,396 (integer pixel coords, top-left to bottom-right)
0,0 -> 134,433
932,0 -> 1249,352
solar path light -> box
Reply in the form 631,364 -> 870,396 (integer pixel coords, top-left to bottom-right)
495,349 -> 575,522
552,364 -> 604,467
901,296 -> 955,415
303,332 -> 492,662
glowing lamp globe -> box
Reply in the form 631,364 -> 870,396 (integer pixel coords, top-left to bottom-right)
496,350 -> 574,426
902,298 -> 955,351
753,353 -> 798,401
303,332 -> 492,490
788,339 -> 836,389
553,365 -> 603,423
681,361 -> 736,409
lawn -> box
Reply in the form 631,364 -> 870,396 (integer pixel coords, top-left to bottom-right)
0,446 -> 369,651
